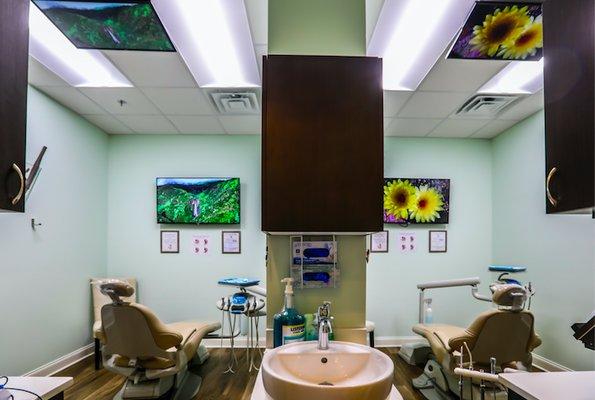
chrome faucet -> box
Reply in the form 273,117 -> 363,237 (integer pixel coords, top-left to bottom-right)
317,301 -> 333,350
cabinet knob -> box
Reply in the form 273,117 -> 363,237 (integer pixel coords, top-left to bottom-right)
10,163 -> 25,205
546,166 -> 558,207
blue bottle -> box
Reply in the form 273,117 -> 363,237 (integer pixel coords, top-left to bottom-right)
273,278 -> 305,347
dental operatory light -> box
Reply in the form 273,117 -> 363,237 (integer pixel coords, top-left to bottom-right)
152,0 -> 260,88
479,58 -> 544,94
368,0 -> 475,90
28,5 -> 132,87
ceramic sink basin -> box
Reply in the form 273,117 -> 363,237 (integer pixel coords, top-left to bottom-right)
261,341 -> 394,400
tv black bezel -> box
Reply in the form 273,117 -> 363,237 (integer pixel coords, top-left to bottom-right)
31,0 -> 176,52
156,177 -> 241,225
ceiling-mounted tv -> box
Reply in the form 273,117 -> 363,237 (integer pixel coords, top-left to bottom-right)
448,2 -> 543,61
157,178 -> 240,225
383,178 -> 450,224
32,0 -> 175,51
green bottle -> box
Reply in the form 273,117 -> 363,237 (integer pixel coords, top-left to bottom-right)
273,278 -> 305,347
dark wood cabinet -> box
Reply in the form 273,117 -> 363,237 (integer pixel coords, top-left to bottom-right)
262,55 -> 383,232
543,0 -> 594,214
0,0 -> 29,212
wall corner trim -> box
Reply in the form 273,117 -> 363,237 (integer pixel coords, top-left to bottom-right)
25,343 -> 94,377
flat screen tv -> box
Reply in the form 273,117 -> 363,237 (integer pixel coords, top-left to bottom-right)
383,178 -> 450,224
32,0 -> 175,51
448,2 -> 543,61
157,178 -> 240,225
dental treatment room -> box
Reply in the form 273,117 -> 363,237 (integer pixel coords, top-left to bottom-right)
0,0 -> 594,399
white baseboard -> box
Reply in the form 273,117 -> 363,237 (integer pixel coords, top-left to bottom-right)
373,336 -> 425,347
25,343 -> 94,377
203,337 -> 267,348
532,353 -> 573,372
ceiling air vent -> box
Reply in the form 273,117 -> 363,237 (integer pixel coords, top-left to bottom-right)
210,91 -> 260,114
455,94 -> 520,117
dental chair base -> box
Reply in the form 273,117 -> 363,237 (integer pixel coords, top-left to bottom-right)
397,340 -> 431,367
109,344 -> 209,400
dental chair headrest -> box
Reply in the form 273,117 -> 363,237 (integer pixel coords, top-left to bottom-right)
491,284 -> 527,312
100,281 -> 135,304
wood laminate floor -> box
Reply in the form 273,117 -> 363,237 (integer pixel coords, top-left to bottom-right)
55,347 -> 425,400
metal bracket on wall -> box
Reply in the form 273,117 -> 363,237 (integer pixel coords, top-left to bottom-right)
31,218 -> 42,230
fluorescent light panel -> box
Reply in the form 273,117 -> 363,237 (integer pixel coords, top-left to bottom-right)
368,0 -> 475,91
479,58 -> 543,94
29,5 -> 131,88
152,0 -> 260,88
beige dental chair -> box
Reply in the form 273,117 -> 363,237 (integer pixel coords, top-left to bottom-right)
99,281 -> 221,400
412,285 -> 541,400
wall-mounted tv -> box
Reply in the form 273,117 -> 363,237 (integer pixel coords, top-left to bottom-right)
157,178 -> 240,225
448,2 -> 543,61
32,0 -> 175,51
384,178 -> 450,224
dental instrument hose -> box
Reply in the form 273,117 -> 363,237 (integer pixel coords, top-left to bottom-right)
0,376 -> 43,400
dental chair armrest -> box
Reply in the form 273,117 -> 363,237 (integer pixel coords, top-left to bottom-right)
177,328 -> 198,350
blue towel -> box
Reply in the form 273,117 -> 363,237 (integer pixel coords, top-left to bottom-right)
489,265 -> 526,273
218,277 -> 260,287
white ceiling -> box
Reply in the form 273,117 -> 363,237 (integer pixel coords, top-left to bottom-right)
28,0 -> 544,138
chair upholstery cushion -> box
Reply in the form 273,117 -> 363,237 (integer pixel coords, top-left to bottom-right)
412,323 -> 467,364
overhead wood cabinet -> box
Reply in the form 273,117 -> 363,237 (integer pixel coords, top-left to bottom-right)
543,0 -> 594,214
262,55 -> 383,233
0,0 -> 29,212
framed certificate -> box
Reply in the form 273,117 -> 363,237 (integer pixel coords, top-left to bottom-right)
429,230 -> 447,253
160,230 -> 179,253
370,231 -> 389,253
222,231 -> 241,254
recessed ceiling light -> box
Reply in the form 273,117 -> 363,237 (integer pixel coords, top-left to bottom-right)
29,5 -> 132,88
152,0 -> 260,88
368,0 -> 475,91
479,58 -> 543,94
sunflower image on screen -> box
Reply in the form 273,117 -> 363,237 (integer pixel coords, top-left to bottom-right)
157,178 -> 240,224
449,2 -> 542,61
32,0 -> 174,51
383,178 -> 450,224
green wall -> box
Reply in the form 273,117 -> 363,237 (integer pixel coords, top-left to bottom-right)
0,87 -> 108,375
106,135 -> 266,325
367,138 -> 494,339
268,0 -> 366,55
491,111 -> 595,371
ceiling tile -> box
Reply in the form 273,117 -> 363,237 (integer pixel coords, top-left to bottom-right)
398,91 -> 470,118
141,88 -> 215,115
384,91 -> 412,117
80,88 -> 161,115
38,87 -> 106,115
116,115 -> 179,134
472,119 -> 519,139
104,51 -> 196,88
419,57 -> 509,92
28,57 -> 68,87
428,118 -> 490,138
386,118 -> 442,137
219,116 -> 261,134
169,116 -> 226,134
498,91 -> 544,121
245,0 -> 268,45
83,115 -> 133,134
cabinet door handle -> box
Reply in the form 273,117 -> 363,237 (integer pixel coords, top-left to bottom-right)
11,163 -> 25,205
546,166 -> 558,207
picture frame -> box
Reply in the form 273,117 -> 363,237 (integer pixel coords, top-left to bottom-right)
429,230 -> 447,253
160,230 -> 179,253
222,231 -> 241,254
370,230 -> 389,253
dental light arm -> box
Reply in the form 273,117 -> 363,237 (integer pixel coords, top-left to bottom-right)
417,277 -> 490,323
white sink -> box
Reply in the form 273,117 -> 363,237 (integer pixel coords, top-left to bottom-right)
261,341 -> 394,400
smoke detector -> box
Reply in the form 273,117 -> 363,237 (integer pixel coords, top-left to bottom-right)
210,91 -> 260,114
455,94 -> 520,117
